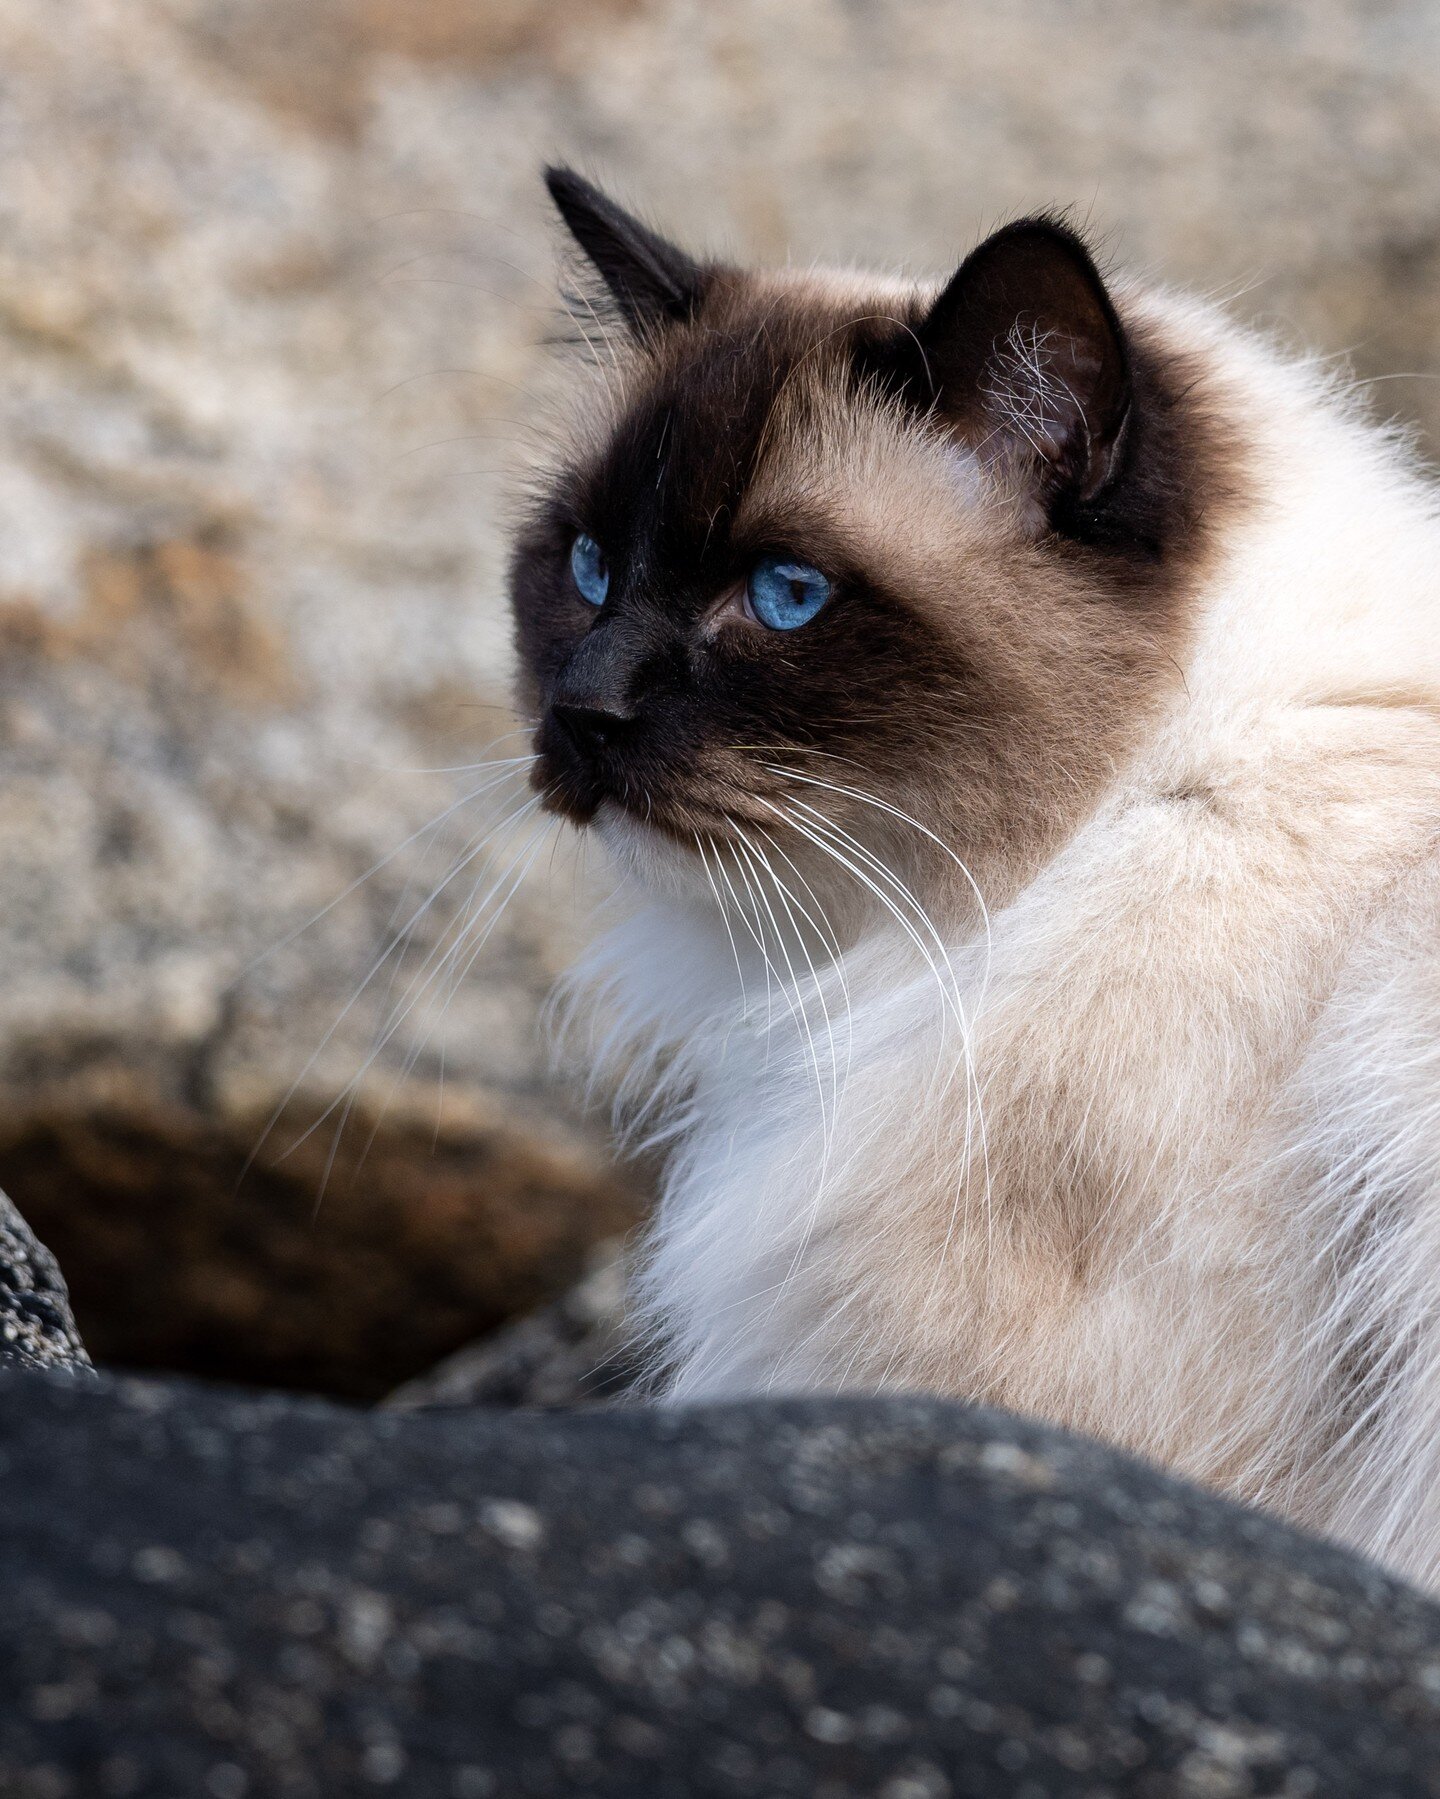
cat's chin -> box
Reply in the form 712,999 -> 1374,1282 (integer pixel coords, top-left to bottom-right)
592,802 -> 714,903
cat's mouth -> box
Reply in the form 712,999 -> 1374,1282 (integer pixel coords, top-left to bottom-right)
534,767 -> 747,848
530,708 -> 743,845
530,735 -> 764,851
531,747 -> 605,827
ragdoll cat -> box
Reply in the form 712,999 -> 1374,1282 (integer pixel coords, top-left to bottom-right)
509,166 -> 1440,1591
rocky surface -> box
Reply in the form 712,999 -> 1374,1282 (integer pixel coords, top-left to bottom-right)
0,1190 -> 89,1375
0,0 -> 1438,1392
0,0 -> 647,1394
3,1368 -> 1440,1797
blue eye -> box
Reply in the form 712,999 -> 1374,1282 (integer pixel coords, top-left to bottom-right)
570,533 -> 609,607
745,555 -> 832,631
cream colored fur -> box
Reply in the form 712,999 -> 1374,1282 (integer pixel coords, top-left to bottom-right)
569,289 -> 1440,1593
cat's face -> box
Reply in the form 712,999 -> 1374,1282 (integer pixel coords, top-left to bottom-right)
510,171 -> 1229,916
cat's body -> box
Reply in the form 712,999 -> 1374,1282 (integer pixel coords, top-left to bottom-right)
513,172 -> 1440,1590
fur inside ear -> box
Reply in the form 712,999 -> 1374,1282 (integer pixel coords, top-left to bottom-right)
918,218 -> 1131,529
545,165 -> 707,337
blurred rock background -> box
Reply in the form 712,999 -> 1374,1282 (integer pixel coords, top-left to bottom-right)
0,0 -> 1434,1397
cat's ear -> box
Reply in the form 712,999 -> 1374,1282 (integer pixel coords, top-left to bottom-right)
918,217 -> 1131,521
545,166 -> 708,337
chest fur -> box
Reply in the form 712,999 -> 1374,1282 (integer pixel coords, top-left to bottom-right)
638,708 -> 1440,1498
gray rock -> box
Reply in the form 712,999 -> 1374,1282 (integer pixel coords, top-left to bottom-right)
0,1191 -> 89,1375
3,1368 -> 1440,1797
4,1213 -> 1434,1791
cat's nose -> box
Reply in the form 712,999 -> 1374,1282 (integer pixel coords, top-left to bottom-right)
551,701 -> 633,760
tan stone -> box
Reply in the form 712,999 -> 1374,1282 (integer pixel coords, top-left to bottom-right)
0,0 -> 1434,1393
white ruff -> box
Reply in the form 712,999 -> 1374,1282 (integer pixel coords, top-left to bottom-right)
562,292 -> 1440,1595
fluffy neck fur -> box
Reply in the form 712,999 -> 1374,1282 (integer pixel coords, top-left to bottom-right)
569,289 -> 1440,1593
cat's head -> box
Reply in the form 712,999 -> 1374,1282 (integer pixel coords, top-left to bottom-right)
510,169 -> 1231,917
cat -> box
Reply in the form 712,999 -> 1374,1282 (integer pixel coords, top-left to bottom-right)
509,166 -> 1440,1592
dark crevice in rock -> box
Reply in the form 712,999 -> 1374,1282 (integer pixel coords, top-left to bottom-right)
0,1099 -> 639,1400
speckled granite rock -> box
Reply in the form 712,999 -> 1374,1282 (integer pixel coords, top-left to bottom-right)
0,1191 -> 89,1374
3,1371 -> 1440,1797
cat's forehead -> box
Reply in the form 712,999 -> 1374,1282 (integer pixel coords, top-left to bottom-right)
562,268 -> 986,573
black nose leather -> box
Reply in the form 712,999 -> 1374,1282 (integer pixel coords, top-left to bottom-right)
552,701 -> 631,759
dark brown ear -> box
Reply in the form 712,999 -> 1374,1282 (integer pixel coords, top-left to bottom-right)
918,218 -> 1131,527
545,166 -> 707,338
